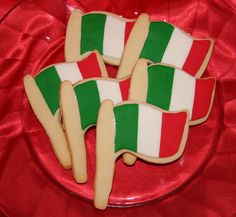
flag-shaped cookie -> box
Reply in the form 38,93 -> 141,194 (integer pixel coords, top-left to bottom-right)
60,77 -> 130,182
94,100 -> 189,210
130,59 -> 216,125
65,9 -> 149,66
123,59 -> 215,166
117,20 -> 214,79
23,51 -> 108,169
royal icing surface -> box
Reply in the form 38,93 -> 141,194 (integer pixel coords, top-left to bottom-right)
74,78 -> 130,130
114,103 -> 187,158
35,66 -> 61,115
103,15 -> 126,58
144,65 -> 215,120
140,22 -> 211,76
35,52 -> 102,115
55,62 -> 84,82
80,13 -> 134,59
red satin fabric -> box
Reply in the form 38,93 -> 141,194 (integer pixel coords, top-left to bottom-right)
1,0 -> 236,216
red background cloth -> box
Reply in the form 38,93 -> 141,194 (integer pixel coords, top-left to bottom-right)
1,0 -> 236,216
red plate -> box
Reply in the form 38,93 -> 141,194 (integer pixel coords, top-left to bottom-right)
23,15 -> 221,206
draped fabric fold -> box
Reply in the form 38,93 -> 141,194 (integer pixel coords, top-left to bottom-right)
0,0 -> 236,216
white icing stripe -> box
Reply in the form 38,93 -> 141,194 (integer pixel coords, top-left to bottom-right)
96,80 -> 123,105
56,63 -> 82,84
162,28 -> 193,68
169,68 -> 195,118
103,15 -> 126,59
137,104 -> 162,157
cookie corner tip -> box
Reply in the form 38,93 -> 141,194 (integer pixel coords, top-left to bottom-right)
101,99 -> 115,108
140,12 -> 150,20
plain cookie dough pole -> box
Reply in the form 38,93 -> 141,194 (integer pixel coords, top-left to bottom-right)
116,13 -> 150,79
65,9 -> 82,62
60,81 -> 87,183
94,100 -> 116,210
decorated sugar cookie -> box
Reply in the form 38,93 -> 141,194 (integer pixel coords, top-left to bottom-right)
65,9 -> 149,66
130,59 -> 216,125
117,20 -> 214,78
123,59 -> 216,165
60,77 -> 130,182
23,51 -> 108,169
94,100 -> 189,210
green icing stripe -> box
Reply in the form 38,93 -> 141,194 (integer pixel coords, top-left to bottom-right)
35,66 -> 61,115
80,14 -> 106,55
140,22 -> 174,62
74,81 -> 101,130
114,104 -> 138,153
146,65 -> 174,110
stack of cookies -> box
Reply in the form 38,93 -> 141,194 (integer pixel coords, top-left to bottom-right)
23,9 -> 216,210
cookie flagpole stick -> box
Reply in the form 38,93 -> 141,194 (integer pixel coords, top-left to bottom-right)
94,100 -> 189,210
60,81 -> 87,183
116,13 -> 150,79
94,100 -> 116,210
65,9 -> 82,62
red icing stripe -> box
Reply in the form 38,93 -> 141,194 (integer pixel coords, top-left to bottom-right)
119,77 -> 131,100
182,40 -> 211,76
77,52 -> 102,79
191,78 -> 215,121
159,112 -> 187,158
124,22 -> 135,45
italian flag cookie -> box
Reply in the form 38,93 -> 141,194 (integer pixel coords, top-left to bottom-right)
117,21 -> 214,79
124,59 -> 216,166
94,100 -> 189,210
60,77 -> 131,183
130,59 -> 216,125
23,51 -> 108,169
65,9 -> 149,66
